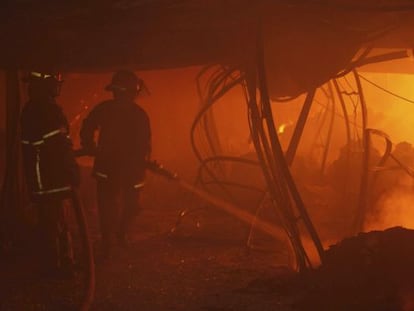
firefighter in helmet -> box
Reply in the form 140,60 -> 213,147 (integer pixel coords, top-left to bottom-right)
20,71 -> 79,276
80,70 -> 151,258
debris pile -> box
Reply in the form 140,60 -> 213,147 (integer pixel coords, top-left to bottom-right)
301,226 -> 414,310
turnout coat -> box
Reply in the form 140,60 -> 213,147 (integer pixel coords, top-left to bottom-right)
20,98 -> 79,201
80,99 -> 151,187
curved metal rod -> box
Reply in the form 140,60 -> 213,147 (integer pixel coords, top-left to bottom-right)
285,88 -> 316,166
335,46 -> 373,78
311,99 -> 330,165
256,23 -> 324,269
190,73 -> 245,164
244,64 -> 303,266
181,129 -> 272,246
246,72 -> 304,271
388,154 -> 414,179
195,67 -> 237,168
246,191 -> 274,249
368,129 -> 393,207
352,69 -> 368,144
195,155 -> 262,195
177,69 -> 253,234
199,67 -> 238,161
320,82 -> 336,175
333,78 -> 352,184
354,128 -> 393,232
354,127 -> 371,232
190,74 -> 245,204
352,69 -> 369,233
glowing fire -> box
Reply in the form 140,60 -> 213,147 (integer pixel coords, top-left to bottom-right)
278,123 -> 287,134
277,121 -> 292,134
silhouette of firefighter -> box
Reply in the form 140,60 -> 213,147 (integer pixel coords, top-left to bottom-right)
20,71 -> 79,276
80,70 -> 151,258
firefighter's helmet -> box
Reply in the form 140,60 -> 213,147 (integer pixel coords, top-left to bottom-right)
105,70 -> 141,93
23,71 -> 64,98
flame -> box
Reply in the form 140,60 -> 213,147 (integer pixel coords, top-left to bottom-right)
278,121 -> 293,135
278,123 -> 287,134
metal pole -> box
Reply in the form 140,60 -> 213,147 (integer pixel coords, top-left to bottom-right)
1,69 -> 23,248
285,89 -> 316,166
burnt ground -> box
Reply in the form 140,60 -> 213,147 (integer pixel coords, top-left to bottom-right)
1,173 -> 414,311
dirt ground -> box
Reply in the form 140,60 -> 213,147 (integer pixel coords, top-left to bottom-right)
1,172 -> 414,311
87,174 -> 298,311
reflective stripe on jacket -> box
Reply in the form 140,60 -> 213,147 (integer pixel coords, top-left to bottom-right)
80,99 -> 151,184
21,99 -> 79,199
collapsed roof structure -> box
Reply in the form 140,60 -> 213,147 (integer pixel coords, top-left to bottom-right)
1,0 -> 413,96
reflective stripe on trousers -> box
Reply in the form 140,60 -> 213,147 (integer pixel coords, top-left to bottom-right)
33,186 -> 72,195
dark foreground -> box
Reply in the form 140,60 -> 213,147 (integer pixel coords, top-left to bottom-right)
1,175 -> 414,311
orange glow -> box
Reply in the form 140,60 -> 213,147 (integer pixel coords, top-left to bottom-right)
50,65 -> 414,268
360,70 -> 414,232
278,123 -> 287,134
365,186 -> 414,231
362,72 -> 414,146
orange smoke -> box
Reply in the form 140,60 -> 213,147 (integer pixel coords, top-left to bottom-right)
362,72 -> 414,146
365,186 -> 414,231
359,69 -> 414,232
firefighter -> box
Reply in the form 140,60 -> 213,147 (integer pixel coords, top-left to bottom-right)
80,70 -> 151,258
20,71 -> 79,276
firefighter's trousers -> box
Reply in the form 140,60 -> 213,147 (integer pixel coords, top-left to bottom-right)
96,178 -> 142,250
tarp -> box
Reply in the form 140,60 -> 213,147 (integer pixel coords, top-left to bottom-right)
0,0 -> 413,96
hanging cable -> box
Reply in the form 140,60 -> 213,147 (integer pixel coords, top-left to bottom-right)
358,74 -> 414,104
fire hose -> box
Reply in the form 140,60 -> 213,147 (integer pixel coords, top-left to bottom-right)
72,152 -> 95,311
73,149 -> 295,304
71,150 -> 177,311
65,150 -> 178,311
145,161 -> 288,247
69,188 -> 95,311
75,148 -> 288,250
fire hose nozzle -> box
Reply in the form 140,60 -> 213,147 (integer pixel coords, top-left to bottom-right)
146,160 -> 178,181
